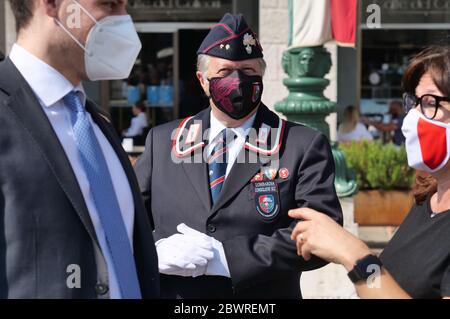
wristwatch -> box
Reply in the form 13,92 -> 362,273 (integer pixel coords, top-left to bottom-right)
347,254 -> 383,283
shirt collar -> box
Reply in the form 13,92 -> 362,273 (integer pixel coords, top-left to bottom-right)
9,43 -> 86,108
208,110 -> 257,144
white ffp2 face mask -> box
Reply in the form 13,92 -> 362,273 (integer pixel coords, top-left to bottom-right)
402,109 -> 450,173
55,1 -> 142,81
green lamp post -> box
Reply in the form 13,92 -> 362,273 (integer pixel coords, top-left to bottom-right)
274,3 -> 357,197
276,46 -> 335,137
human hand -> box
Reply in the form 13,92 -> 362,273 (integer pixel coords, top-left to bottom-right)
289,208 -> 371,271
177,224 -> 230,278
156,231 -> 214,277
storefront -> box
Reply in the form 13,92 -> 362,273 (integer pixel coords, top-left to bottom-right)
359,0 -> 450,117
103,0 -> 259,136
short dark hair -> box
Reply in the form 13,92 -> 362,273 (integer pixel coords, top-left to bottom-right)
134,100 -> 146,112
402,46 -> 450,97
9,0 -> 35,33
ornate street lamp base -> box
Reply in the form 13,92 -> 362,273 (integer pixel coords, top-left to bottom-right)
275,46 -> 357,198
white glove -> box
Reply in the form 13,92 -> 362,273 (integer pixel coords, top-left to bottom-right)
156,232 -> 214,277
177,224 -> 231,278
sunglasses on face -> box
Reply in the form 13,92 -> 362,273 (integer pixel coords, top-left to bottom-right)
403,93 -> 450,120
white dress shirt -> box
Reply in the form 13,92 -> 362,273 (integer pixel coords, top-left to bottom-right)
207,111 -> 257,178
124,112 -> 148,137
9,44 -> 135,299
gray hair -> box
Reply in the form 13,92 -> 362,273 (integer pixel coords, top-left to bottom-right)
197,54 -> 267,81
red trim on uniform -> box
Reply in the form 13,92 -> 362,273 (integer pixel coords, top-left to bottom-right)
255,126 -> 271,145
210,176 -> 225,188
173,117 -> 191,143
173,143 -> 205,158
208,147 -> 228,164
245,120 -> 286,156
213,23 -> 235,35
202,27 -> 251,54
172,117 -> 205,158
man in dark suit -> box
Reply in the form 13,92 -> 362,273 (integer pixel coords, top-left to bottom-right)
135,13 -> 343,299
0,0 -> 159,298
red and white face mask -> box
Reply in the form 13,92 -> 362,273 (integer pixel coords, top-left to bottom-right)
402,109 -> 450,173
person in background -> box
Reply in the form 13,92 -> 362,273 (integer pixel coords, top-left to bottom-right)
337,105 -> 373,143
0,0 -> 159,298
123,100 -> 149,138
364,100 -> 406,145
135,13 -> 342,299
289,46 -> 450,299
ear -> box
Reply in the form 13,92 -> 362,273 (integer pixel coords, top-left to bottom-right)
196,71 -> 205,86
42,0 -> 59,18
196,71 -> 210,97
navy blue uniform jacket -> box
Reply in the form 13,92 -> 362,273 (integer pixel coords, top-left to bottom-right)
135,104 -> 342,299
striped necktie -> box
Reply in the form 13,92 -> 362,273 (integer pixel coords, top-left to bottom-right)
64,91 -> 142,299
208,129 -> 236,205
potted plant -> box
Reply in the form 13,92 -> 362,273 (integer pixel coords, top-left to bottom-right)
339,141 -> 415,226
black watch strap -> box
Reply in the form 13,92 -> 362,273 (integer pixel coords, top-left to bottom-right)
347,254 -> 383,283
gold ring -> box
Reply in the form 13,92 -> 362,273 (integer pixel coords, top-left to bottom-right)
299,233 -> 305,243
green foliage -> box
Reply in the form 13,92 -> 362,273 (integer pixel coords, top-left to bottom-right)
339,141 -> 415,191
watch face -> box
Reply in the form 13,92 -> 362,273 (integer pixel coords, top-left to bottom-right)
360,255 -> 382,269
348,255 -> 383,283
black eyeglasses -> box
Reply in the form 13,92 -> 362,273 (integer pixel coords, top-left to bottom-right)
403,93 -> 450,120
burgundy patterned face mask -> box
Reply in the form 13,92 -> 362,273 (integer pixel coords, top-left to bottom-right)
208,70 -> 263,120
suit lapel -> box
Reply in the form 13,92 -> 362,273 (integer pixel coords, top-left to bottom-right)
179,109 -> 212,211
1,59 -> 99,247
182,161 -> 212,212
211,105 -> 282,215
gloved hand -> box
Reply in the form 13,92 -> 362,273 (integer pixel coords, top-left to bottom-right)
177,224 -> 231,278
156,232 -> 214,277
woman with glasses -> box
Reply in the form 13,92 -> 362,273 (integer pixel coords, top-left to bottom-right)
289,46 -> 450,299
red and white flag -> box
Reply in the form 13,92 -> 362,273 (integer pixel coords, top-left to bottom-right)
291,0 -> 357,48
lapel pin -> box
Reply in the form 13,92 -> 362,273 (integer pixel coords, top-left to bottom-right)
251,173 -> 264,183
263,167 -> 278,181
279,168 -> 289,179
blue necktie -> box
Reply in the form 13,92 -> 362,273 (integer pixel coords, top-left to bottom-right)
64,91 -> 141,299
208,129 -> 235,205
